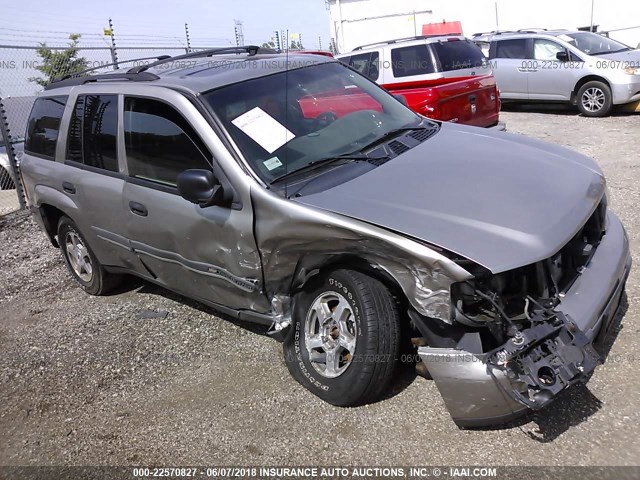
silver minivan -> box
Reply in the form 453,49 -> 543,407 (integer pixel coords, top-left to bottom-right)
474,30 -> 640,116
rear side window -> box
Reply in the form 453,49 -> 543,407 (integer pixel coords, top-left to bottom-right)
391,45 -> 435,77
25,96 -> 67,159
66,95 -> 119,172
432,40 -> 486,71
494,39 -> 529,59
124,97 -> 211,187
349,52 -> 380,81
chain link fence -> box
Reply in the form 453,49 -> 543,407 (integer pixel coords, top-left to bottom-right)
0,44 -> 218,216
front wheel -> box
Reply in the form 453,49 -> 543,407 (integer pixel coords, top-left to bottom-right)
284,269 -> 400,406
577,81 -> 613,117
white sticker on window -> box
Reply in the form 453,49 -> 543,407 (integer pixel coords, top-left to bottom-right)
231,107 -> 295,154
263,156 -> 283,171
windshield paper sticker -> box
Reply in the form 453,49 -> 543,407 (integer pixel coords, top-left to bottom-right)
232,107 -> 295,154
263,156 -> 283,171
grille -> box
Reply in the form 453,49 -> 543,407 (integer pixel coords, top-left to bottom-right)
550,198 -> 607,292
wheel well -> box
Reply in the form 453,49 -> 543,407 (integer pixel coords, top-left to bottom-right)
296,255 -> 409,311
39,204 -> 67,247
572,76 -> 611,104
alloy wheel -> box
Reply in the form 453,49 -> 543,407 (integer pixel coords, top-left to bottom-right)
304,291 -> 357,378
65,231 -> 93,282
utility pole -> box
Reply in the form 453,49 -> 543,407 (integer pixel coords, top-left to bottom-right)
274,30 -> 281,51
108,18 -> 118,69
234,20 -> 244,46
184,23 -> 192,53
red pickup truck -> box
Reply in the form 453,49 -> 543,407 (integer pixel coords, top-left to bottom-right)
336,36 -> 504,129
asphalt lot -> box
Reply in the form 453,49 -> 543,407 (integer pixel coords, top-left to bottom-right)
1,107 -> 639,467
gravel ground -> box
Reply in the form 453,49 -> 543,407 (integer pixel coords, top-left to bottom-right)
1,108 -> 639,468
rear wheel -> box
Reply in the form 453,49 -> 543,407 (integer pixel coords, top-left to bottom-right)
577,81 -> 613,117
58,216 -> 120,295
284,269 -> 400,406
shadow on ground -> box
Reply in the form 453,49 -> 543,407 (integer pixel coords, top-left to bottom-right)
501,101 -> 638,116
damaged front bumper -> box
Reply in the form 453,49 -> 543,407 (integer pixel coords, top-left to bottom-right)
419,211 -> 631,427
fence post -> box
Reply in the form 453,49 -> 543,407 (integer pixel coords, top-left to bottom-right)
108,18 -> 119,69
0,96 -> 27,210
184,23 -> 192,54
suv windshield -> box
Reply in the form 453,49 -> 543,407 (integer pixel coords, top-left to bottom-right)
565,32 -> 631,55
203,62 -> 421,183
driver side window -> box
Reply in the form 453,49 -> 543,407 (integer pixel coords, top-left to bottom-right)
533,39 -> 564,61
124,97 -> 212,188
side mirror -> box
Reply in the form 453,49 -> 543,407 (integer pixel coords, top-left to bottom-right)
177,169 -> 226,208
556,51 -> 570,62
394,93 -> 409,106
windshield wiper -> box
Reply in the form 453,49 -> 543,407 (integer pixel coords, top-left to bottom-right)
270,152 -> 387,185
591,48 -> 631,55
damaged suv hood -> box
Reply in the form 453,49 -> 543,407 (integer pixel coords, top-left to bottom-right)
296,123 -> 605,273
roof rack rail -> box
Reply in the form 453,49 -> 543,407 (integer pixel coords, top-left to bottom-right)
128,45 -> 261,73
352,34 -> 458,51
44,71 -> 160,91
55,55 -> 172,82
516,28 -> 548,33
471,30 -> 517,37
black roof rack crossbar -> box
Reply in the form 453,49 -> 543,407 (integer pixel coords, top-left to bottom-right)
55,55 -> 172,82
44,71 -> 160,90
352,34 -> 459,51
128,45 -> 260,73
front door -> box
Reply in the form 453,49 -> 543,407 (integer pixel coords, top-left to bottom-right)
120,95 -> 269,313
527,38 -> 582,101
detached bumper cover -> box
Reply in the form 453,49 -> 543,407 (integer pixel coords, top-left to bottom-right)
419,211 -> 631,427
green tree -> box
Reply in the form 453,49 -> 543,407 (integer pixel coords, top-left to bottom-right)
29,34 -> 89,87
261,40 -> 276,49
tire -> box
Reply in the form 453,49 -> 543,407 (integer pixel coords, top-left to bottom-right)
577,81 -> 613,117
0,166 -> 15,190
57,216 -> 120,295
284,269 -> 401,406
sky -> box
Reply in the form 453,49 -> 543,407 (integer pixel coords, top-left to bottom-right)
0,0 -> 333,49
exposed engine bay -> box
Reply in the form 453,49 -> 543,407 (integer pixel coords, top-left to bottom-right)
414,199 -> 608,412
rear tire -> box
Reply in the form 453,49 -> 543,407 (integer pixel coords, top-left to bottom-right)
577,81 -> 613,117
284,269 -> 401,406
58,216 -> 120,295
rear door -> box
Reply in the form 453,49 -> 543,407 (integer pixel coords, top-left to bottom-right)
58,93 -> 141,271
490,38 -> 531,99
120,92 -> 269,313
